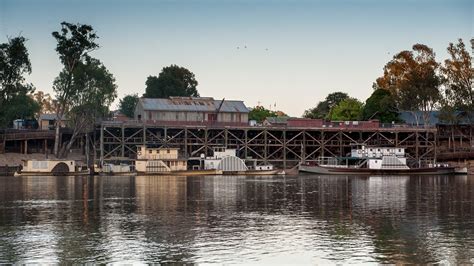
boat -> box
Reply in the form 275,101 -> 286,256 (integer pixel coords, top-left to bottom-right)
298,145 -> 456,175
99,160 -> 136,176
14,159 -> 90,176
201,147 -> 282,175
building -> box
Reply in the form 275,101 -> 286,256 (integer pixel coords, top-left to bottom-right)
38,114 -> 67,130
263,116 -> 291,127
135,145 -> 187,173
134,97 -> 249,125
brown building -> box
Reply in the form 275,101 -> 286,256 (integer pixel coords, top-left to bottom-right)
38,114 -> 68,130
134,97 -> 249,126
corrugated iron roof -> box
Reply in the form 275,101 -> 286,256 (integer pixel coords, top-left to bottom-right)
140,97 -> 249,113
38,113 -> 68,121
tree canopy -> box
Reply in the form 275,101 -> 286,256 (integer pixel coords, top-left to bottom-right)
362,88 -> 399,123
52,22 -> 117,158
329,98 -> 364,121
249,106 -> 286,123
303,92 -> 348,119
376,44 -> 441,125
440,38 -> 473,122
0,36 -> 38,127
144,65 -> 199,98
119,94 -> 139,118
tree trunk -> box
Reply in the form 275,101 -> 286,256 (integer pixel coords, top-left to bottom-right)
53,119 -> 61,157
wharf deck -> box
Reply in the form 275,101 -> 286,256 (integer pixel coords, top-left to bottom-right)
95,122 -> 437,168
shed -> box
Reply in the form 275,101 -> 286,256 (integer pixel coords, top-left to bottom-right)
134,97 -> 249,125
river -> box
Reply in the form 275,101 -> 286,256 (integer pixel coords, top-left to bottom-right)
0,174 -> 473,264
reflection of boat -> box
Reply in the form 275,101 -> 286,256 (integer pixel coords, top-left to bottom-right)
299,145 -> 456,175
14,159 -> 90,176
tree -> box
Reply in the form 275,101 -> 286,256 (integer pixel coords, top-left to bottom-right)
32,90 -> 58,115
52,22 -> 99,156
144,65 -> 199,98
119,94 -> 139,118
362,88 -> 400,123
376,44 -> 441,126
249,105 -> 286,123
0,93 -> 39,127
330,98 -> 364,121
440,39 -> 473,121
0,36 -> 36,127
303,92 -> 348,119
54,56 -> 117,157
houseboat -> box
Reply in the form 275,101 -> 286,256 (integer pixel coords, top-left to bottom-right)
202,147 -> 282,175
99,160 -> 136,176
135,145 -> 219,175
299,145 -> 456,175
14,159 -> 90,176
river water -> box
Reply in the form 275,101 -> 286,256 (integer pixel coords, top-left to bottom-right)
0,174 -> 473,264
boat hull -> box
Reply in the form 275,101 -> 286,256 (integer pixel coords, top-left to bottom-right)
298,164 -> 456,175
14,170 -> 90,177
136,169 -> 284,176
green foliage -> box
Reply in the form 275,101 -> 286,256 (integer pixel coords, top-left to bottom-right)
0,36 -> 36,128
330,98 -> 364,121
144,65 -> 199,98
52,22 -> 98,73
119,94 -> 139,118
440,38 -> 474,123
303,92 -> 348,119
362,89 -> 400,123
249,106 -> 286,123
52,22 -> 115,157
0,94 -> 39,127
376,44 -> 441,125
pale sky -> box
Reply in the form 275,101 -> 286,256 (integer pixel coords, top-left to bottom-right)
0,0 -> 472,116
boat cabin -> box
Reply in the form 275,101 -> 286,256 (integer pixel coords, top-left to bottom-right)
135,146 -> 187,173
351,146 -> 405,159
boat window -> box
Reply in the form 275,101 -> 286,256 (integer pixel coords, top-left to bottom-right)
377,149 -> 380,152
398,149 -> 401,152
370,149 -> 372,151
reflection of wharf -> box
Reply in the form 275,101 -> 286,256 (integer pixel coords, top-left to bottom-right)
95,121 -> 437,168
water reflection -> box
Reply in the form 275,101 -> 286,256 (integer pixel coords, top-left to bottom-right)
0,175 -> 473,264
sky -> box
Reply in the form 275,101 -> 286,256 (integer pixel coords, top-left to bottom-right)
0,0 -> 472,116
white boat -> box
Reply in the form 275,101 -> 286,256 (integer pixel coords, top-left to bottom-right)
202,147 -> 281,175
15,159 -> 90,176
299,145 -> 456,175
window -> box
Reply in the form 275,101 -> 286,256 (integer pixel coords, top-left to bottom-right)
149,150 -> 152,154
167,149 -> 170,154
377,149 -> 380,152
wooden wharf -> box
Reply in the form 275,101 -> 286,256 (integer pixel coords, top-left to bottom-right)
95,121 -> 438,168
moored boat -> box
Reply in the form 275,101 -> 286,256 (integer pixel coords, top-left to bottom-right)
14,159 -> 90,176
298,145 -> 456,175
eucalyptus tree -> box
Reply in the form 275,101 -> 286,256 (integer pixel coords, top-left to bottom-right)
51,21 -> 99,156
440,39 -> 473,121
376,44 -> 442,126
0,36 -> 38,127
54,56 -> 117,157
